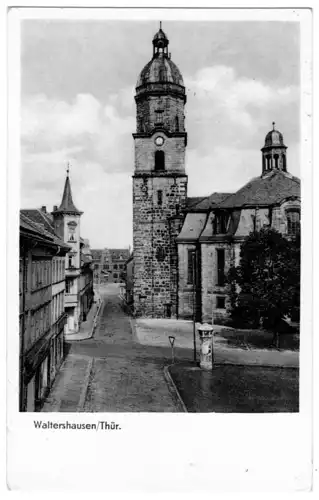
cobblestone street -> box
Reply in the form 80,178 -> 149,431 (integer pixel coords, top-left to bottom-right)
42,284 -> 192,412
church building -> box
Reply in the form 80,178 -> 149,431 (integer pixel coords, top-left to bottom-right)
132,26 -> 301,323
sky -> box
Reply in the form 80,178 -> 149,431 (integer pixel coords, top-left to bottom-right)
20,19 -> 300,249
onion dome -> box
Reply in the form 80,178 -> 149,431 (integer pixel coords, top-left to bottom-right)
136,23 -> 184,88
264,122 -> 286,147
137,57 -> 184,87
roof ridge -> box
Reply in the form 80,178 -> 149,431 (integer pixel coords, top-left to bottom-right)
20,212 -> 52,239
37,208 -> 55,228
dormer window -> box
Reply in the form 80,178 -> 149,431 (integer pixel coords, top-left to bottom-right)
213,211 -> 229,234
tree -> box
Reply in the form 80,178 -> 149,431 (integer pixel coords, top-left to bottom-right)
227,228 -> 300,332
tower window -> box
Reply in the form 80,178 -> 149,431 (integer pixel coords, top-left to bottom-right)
217,249 -> 225,286
283,154 -> 287,172
155,109 -> 164,126
157,190 -> 163,206
274,154 -> 279,169
187,249 -> 196,284
155,150 -> 165,171
175,115 -> 179,132
287,210 -> 300,236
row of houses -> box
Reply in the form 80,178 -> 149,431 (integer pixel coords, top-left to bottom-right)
19,172 -> 94,412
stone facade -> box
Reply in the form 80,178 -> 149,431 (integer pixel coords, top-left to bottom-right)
133,175 -> 187,317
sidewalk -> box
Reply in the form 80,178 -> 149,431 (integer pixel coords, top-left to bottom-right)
65,299 -> 103,342
42,354 -> 93,412
133,318 -> 299,368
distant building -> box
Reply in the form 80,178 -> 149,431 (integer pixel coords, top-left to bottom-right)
91,248 -> 130,284
19,211 -> 69,412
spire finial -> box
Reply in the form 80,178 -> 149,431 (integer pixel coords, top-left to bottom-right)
272,121 -> 275,131
160,21 -> 162,30
66,161 -> 70,176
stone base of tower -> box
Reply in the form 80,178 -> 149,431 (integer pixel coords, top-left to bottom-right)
133,292 -> 177,319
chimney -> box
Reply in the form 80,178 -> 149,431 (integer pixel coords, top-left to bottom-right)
41,205 -> 46,213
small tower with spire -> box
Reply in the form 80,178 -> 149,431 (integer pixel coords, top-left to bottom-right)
52,163 -> 83,250
261,122 -> 288,175
52,164 -> 83,272
52,164 -> 83,334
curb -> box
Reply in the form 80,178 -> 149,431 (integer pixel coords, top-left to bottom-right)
163,365 -> 188,413
90,299 -> 103,337
66,299 -> 104,342
77,358 -> 94,412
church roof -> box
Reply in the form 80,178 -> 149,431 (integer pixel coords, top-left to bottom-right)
187,192 -> 232,212
262,122 -> 286,149
137,55 -> 184,88
53,174 -> 82,215
218,170 -> 300,209
186,196 -> 206,209
176,213 -> 207,242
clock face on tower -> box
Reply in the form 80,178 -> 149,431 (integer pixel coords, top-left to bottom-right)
155,136 -> 164,146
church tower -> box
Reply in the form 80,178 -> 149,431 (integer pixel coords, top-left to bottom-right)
52,167 -> 83,334
132,24 -> 188,318
261,122 -> 288,175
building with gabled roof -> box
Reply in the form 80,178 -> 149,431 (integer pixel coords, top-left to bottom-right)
92,247 -> 130,284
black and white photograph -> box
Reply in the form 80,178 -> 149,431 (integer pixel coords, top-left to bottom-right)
6,5 -> 313,493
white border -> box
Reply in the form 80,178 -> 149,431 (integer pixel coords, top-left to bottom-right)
5,3 -> 314,495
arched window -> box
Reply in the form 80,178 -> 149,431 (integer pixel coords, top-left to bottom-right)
266,155 -> 271,170
287,209 -> 300,236
274,154 -> 279,169
155,150 -> 165,171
